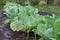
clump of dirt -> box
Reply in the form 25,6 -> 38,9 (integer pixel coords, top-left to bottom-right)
38,12 -> 52,16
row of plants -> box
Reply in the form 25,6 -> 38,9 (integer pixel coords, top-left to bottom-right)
38,5 -> 60,15
1,0 -> 60,9
3,2 -> 60,40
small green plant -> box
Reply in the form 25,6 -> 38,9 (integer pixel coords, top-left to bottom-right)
3,2 -> 60,40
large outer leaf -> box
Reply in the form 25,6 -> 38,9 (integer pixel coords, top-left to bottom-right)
10,19 -> 23,31
37,24 -> 47,36
3,2 -> 20,19
54,18 -> 60,34
45,28 -> 55,38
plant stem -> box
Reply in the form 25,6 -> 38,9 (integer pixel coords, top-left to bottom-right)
26,31 -> 29,40
35,33 -> 36,40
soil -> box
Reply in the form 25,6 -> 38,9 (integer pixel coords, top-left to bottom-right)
38,12 -> 52,16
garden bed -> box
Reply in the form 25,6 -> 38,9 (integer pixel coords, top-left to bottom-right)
1,2 -> 60,40
0,10 -> 41,40
0,10 -> 52,40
